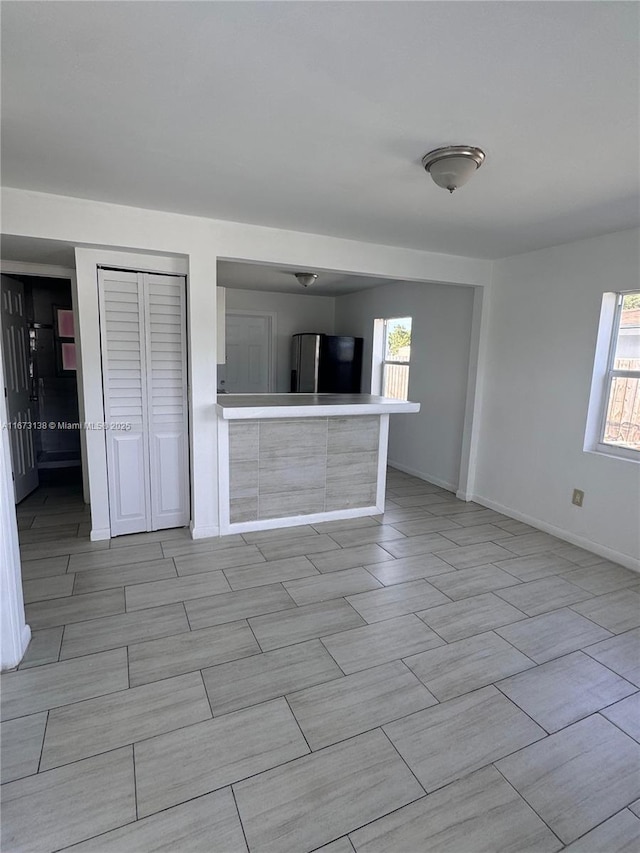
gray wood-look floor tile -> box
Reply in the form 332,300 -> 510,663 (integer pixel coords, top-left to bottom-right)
1,649 -> 128,720
497,651 -> 636,733
321,614 -> 444,674
495,608 -> 614,663
135,698 -> 309,818
19,538 -> 110,561
493,553 -> 577,581
493,518 -> 538,535
428,564 -> 521,600
242,525 -> 319,544
309,543 -> 395,573
584,628 -> 640,686
20,555 -> 70,581
287,660 -> 437,750
60,603 -> 190,660
314,838 -> 356,853
128,621 -> 260,687
19,523 -> 80,543
417,592 -> 526,642
433,542 -> 515,569
498,531 -> 566,556
496,715 -> 640,844
448,508 -> 511,527
73,558 -> 177,594
311,517 -> 380,535
571,589 -> 640,633
224,555 -> 319,590
40,672 -> 212,771
601,692 -> 640,742
125,571 -> 232,610
173,544 -> 265,576
1,712 -> 48,783
67,543 -> 163,572
185,583 -> 296,629
438,523 -> 513,546
327,526 -> 406,548
384,685 -> 544,792
202,640 -> 343,716
284,567 -> 382,605
562,809 -> 640,853
550,542 -> 610,567
160,534 -> 246,559
22,573 -> 76,604
559,563 -> 640,595
380,533 -> 454,559
249,599 -> 365,651
404,630 -> 535,701
349,764 -> 561,853
257,534 -> 342,561
65,787 -> 249,852
346,579 -> 451,623
391,517 -> 462,537
233,729 -> 425,853
25,588 -> 125,630
365,553 -> 455,585
630,799 -> 640,818
424,501 -> 487,516
30,511 -> 88,528
18,627 -> 63,669
0,747 -> 135,853
391,494 -> 459,509
495,575 -> 593,616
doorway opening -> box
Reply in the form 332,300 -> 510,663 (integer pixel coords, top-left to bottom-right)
1,273 -> 83,505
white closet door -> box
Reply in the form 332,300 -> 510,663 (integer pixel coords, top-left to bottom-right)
143,274 -> 189,531
98,270 -> 151,535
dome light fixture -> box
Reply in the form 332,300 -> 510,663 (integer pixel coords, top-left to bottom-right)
294,272 -> 318,288
421,145 -> 485,193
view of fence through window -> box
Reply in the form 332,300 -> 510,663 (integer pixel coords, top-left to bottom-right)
603,292 -> 640,451
383,317 -> 411,400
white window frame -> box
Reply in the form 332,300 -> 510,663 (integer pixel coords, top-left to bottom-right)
585,291 -> 640,462
371,316 -> 412,401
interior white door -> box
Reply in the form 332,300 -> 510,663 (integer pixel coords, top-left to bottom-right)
144,274 -> 189,531
224,313 -> 272,392
98,269 -> 189,536
99,270 -> 151,535
1,275 -> 38,502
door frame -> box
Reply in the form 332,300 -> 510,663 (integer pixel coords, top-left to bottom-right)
224,309 -> 277,393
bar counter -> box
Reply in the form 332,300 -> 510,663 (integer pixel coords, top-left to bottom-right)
216,394 -> 420,534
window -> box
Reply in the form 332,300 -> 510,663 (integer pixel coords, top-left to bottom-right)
373,317 -> 412,400
600,292 -> 640,453
586,291 -> 640,460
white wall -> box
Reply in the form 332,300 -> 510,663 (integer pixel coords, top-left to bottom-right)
335,281 -> 475,491
222,288 -> 336,391
475,228 -> 640,567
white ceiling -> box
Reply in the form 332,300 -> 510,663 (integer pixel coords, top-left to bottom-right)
1,2 -> 638,260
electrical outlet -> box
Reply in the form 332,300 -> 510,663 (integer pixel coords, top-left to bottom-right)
572,489 -> 584,507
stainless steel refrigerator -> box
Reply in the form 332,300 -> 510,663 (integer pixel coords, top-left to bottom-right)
290,334 -> 363,393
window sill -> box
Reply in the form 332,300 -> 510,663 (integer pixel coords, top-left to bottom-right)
585,445 -> 640,464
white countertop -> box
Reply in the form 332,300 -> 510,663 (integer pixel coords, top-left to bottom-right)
215,393 -> 421,420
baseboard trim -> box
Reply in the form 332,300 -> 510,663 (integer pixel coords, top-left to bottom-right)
387,460 -> 457,494
90,527 -> 111,541
190,524 -> 220,540
473,493 -> 640,573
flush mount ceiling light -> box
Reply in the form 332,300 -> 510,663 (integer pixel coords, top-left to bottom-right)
294,272 -> 318,288
421,146 -> 485,193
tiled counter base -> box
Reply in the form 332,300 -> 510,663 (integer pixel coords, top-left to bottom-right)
216,394 -> 421,535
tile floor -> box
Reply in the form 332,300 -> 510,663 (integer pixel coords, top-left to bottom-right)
2,471 -> 640,852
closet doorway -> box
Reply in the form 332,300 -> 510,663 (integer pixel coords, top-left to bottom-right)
98,268 -> 190,536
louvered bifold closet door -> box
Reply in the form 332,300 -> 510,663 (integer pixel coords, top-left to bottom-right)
98,269 -> 152,535
143,273 -> 189,530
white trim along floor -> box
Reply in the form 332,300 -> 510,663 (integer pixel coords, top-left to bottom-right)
1,469 -> 639,852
